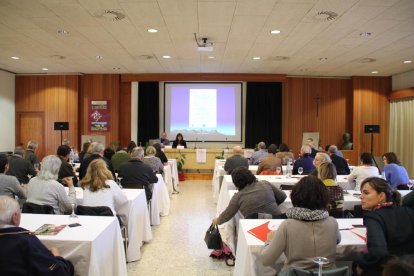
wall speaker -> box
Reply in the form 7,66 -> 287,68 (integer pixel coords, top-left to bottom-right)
54,122 -> 69,131
364,125 -> 380,133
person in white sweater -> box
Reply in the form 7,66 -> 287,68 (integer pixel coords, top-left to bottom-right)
347,152 -> 380,190
80,159 -> 128,221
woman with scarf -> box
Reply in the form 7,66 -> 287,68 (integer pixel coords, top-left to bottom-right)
261,176 -> 339,274
353,177 -> 414,276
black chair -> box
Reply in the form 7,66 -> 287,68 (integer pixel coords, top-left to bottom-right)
280,184 -> 294,190
245,213 -> 287,219
76,205 -> 128,255
22,202 -> 55,214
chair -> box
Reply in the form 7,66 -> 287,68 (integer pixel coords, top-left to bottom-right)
245,213 -> 287,219
76,205 -> 128,255
22,202 -> 55,214
281,266 -> 349,276
280,184 -> 294,190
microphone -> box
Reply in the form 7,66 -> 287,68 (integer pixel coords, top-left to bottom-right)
225,138 -> 229,149
194,137 -> 198,149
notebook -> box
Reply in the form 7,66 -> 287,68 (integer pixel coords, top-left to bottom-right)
247,221 -> 272,242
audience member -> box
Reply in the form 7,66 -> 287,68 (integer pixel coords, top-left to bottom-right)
353,177 -> 414,275
126,141 -> 137,154
309,152 -> 331,176
78,142 -> 115,180
292,145 -> 314,175
347,152 -> 380,190
26,155 -> 75,214
382,255 -> 414,276
275,143 -> 294,165
306,138 -> 318,158
328,145 -> 350,175
25,140 -> 40,166
111,145 -> 131,172
7,146 -> 36,184
160,132 -> 170,146
324,144 -> 344,158
256,144 -> 283,175
172,133 -> 187,148
80,159 -> 128,221
0,154 -> 26,199
402,190 -> 414,207
213,167 -> 286,225
143,146 -> 164,173
249,142 -> 267,165
118,147 -> 158,201
318,162 -> 344,217
224,146 -> 249,174
382,152 -> 410,189
0,196 -> 74,275
104,147 -> 115,160
62,139 -> 79,162
78,142 -> 90,162
261,176 -> 339,273
153,143 -> 168,164
56,145 -> 78,186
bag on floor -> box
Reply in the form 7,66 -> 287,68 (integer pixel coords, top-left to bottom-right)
209,241 -> 235,266
204,223 -> 222,249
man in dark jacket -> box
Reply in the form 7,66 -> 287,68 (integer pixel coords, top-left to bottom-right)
7,146 -> 36,184
328,145 -> 350,175
224,146 -> 249,174
78,142 -> 115,180
0,196 -> 74,275
57,145 -> 78,186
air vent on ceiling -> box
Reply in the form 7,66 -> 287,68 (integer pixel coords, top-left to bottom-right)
95,10 -> 125,21
314,11 -> 338,22
353,58 -> 376,63
269,56 -> 289,61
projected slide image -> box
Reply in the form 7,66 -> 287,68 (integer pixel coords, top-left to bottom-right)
189,89 -> 217,129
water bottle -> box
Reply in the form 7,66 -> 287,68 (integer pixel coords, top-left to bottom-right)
286,160 -> 292,177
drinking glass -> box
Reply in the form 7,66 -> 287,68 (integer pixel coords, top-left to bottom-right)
408,181 -> 413,191
313,257 -> 329,276
298,167 -> 303,175
117,177 -> 123,188
276,167 -> 282,175
69,203 -> 78,218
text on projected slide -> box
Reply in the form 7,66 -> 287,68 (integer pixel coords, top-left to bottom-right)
189,89 -> 217,129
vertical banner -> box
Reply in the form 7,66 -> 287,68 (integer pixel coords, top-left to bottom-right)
89,100 -> 110,131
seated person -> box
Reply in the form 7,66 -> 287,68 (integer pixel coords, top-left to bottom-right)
153,143 -> 168,164
353,177 -> 414,275
172,133 -> 187,148
309,152 -> 331,176
213,167 -> 286,225
80,159 -> 128,220
347,152 -> 380,190
160,132 -> 170,146
57,145 -> 78,186
256,144 -> 283,175
224,146 -> 249,174
25,140 -> 40,167
318,162 -> 344,217
0,196 -> 74,275
110,145 -> 131,172
79,142 -> 115,180
328,145 -> 350,175
275,143 -> 294,165
7,146 -> 37,184
143,146 -> 164,173
382,152 -> 410,189
249,142 -> 268,165
292,145 -> 314,175
26,155 -> 76,214
261,176 -> 339,273
118,147 -> 158,201
0,154 -> 26,200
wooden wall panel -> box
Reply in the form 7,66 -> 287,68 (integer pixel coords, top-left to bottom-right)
121,73 -> 286,82
282,77 -> 353,160
388,87 -> 414,100
352,76 -> 391,158
79,74 -> 120,147
15,75 -> 79,158
119,82 -> 132,147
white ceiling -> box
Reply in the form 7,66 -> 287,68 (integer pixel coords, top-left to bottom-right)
0,0 -> 413,77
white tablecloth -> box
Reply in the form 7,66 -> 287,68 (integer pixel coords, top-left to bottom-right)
163,164 -> 174,195
68,187 -> 152,262
20,214 -> 127,276
212,159 -> 226,203
168,159 -> 180,192
234,219 -> 367,276
150,175 -> 171,225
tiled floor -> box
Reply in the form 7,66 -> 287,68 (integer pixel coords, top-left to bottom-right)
127,180 -> 234,275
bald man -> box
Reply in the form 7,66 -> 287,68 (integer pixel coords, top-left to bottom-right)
224,146 -> 249,174
249,141 -> 267,165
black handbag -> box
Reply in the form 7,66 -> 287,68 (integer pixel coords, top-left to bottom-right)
204,223 -> 223,249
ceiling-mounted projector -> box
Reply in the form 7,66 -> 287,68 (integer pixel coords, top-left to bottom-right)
194,33 -> 213,52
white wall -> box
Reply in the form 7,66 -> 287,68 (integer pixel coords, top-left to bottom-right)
0,70 -> 15,151
392,69 -> 414,90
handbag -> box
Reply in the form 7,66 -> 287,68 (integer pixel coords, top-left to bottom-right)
204,223 -> 223,249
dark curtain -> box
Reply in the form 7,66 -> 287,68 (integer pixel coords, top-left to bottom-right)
245,82 -> 282,148
138,82 -> 159,146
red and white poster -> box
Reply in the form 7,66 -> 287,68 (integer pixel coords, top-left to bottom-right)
89,100 -> 110,131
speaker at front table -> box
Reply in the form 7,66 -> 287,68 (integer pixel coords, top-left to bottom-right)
364,125 -> 380,133
54,122 -> 69,131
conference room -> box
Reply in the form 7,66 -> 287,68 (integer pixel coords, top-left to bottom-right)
1,0 -> 414,275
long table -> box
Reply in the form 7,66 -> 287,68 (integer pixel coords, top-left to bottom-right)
20,214 -> 127,276
150,174 -> 171,226
234,219 -> 367,276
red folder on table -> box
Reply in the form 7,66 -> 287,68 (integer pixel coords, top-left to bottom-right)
247,221 -> 271,242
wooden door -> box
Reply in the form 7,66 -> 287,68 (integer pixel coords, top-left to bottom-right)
16,112 -> 45,159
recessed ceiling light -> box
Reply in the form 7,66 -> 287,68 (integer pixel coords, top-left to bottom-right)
57,29 -> 69,35
403,60 -> 412,64
319,57 -> 328,62
96,55 -> 103,59
11,56 -> 20,60
147,28 -> 158,33
162,55 -> 171,59
41,68 -> 48,71
360,32 -> 372,37
371,70 -> 378,74
270,30 -> 281,34
208,56 -> 215,59
253,57 -> 261,60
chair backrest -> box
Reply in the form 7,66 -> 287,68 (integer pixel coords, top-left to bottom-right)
280,184 -> 294,190
22,202 -> 55,214
259,170 -> 280,175
76,205 -> 114,216
284,266 -> 349,276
